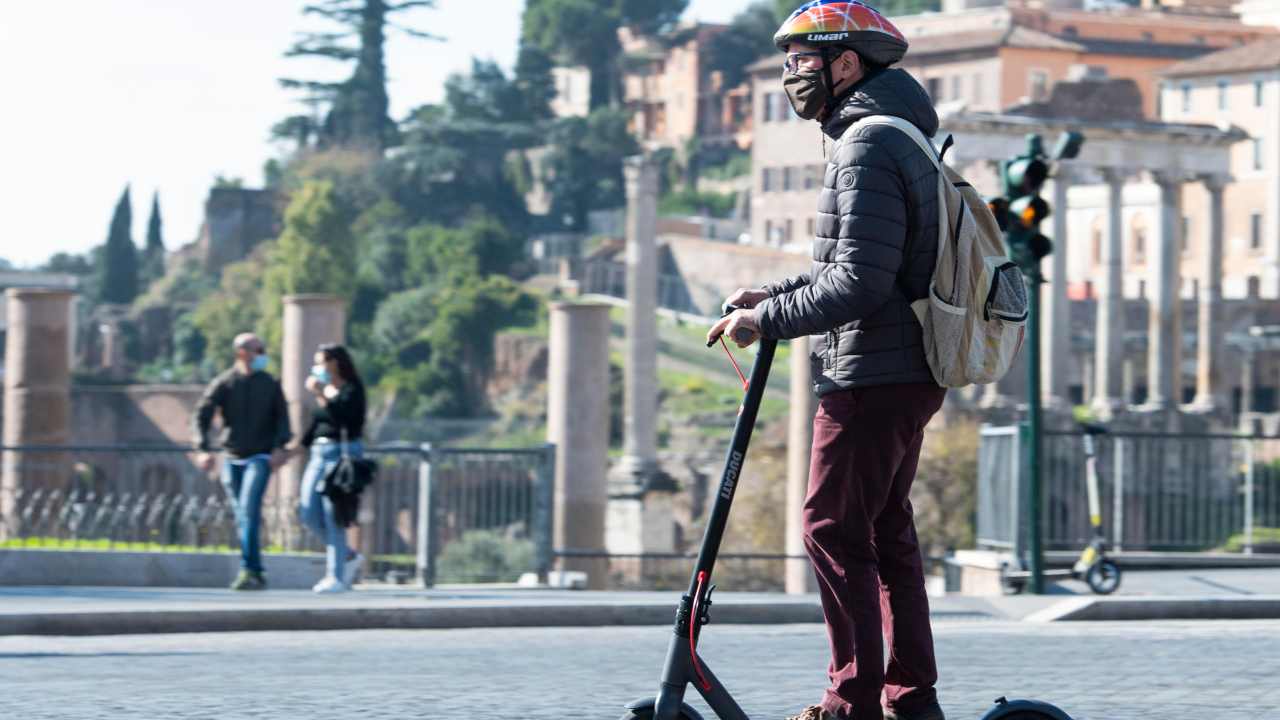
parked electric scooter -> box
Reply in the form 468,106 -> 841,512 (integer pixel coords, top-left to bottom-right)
620,310 -> 1075,720
1003,423 -> 1122,595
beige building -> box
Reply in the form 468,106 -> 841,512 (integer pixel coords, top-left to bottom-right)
621,24 -> 750,150
1157,38 -> 1280,300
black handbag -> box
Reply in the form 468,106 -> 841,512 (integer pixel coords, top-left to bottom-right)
321,431 -> 378,527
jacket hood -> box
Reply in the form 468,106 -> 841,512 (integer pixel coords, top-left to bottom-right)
822,68 -> 939,140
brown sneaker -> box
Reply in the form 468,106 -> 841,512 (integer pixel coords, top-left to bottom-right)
884,702 -> 945,720
786,706 -> 837,720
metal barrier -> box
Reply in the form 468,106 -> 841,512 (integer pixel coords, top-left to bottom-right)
0,443 -> 556,587
978,427 -> 1280,554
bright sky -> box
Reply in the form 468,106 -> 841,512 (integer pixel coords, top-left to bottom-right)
0,0 -> 748,268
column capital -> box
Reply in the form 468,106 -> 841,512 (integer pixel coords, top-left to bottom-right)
1097,167 -> 1133,187
1149,169 -> 1189,190
1200,173 -> 1231,193
623,153 -> 659,198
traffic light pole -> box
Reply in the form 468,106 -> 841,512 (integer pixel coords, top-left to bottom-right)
997,132 -> 1082,596
1025,268 -> 1045,595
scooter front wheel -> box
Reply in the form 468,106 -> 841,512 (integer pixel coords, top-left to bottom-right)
1085,559 -> 1122,595
620,697 -> 704,720
619,711 -> 699,720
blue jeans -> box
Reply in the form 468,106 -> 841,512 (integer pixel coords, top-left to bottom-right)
221,456 -> 270,573
299,440 -> 362,580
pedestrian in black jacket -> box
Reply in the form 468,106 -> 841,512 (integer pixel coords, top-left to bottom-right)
707,4 -> 947,720
297,343 -> 368,593
192,332 -> 291,591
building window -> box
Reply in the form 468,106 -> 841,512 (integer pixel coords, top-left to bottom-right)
951,75 -> 962,101
783,166 -> 795,192
764,219 -> 773,244
804,165 -> 819,190
1218,80 -> 1229,111
1181,84 -> 1192,112
1133,227 -> 1146,263
762,168 -> 775,192
1255,80 -> 1265,107
1251,212 -> 1263,249
807,218 -> 815,238
1182,216 -> 1191,254
1248,276 -> 1261,298
785,218 -> 794,244
1029,70 -> 1049,102
1084,280 -> 1094,299
926,77 -> 941,101
1138,279 -> 1146,299
1254,139 -> 1265,170
1092,229 -> 1103,264
762,93 -> 774,123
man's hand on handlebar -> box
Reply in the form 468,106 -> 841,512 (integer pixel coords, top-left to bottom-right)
707,308 -> 761,349
725,287 -> 768,309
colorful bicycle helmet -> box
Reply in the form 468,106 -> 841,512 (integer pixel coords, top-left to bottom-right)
773,1 -> 909,67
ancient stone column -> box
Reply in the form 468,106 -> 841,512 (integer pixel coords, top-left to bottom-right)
281,295 -> 346,546
1092,169 -> 1127,418
1042,168 -> 1072,407
1192,175 -> 1228,414
786,335 -> 818,594
547,302 -> 612,588
1144,172 -> 1184,412
616,154 -> 661,485
1,289 -> 75,539
608,154 -> 676,567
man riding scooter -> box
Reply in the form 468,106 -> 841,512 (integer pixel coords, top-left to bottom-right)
708,2 -> 947,718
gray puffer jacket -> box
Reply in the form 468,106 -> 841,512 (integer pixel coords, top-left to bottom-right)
753,67 -> 941,396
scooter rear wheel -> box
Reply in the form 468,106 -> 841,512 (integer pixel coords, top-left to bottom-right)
1085,559 -> 1122,595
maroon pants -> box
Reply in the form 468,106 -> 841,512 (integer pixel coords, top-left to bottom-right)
804,383 -> 947,720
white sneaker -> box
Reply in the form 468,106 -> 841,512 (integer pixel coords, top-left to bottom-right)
342,553 -> 365,589
312,576 -> 348,594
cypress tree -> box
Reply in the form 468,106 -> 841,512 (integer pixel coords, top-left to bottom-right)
99,185 -> 139,304
142,192 -> 166,286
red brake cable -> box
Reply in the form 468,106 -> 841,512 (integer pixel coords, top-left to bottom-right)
690,570 -> 712,691
718,337 -> 748,390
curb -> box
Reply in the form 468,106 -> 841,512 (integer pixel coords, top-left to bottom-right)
1025,596 -> 1280,622
0,602 -> 826,636
6,596 -> 1280,636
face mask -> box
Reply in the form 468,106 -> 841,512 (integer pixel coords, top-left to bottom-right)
311,364 -> 331,385
783,66 -> 830,120
250,354 -> 269,372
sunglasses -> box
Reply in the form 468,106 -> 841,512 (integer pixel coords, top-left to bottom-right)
783,51 -> 826,73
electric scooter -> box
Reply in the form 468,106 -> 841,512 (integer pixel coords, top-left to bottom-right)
621,310 -> 1075,720
1002,423 -> 1122,596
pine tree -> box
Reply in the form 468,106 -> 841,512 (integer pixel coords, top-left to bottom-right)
99,185 -> 139,304
142,192 -> 166,286
278,0 -> 439,150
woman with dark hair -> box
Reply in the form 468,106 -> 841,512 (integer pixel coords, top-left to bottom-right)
298,343 -> 368,593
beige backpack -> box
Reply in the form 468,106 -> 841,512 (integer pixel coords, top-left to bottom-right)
860,115 -> 1027,388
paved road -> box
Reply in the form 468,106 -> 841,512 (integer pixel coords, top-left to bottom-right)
3,620 -> 1277,720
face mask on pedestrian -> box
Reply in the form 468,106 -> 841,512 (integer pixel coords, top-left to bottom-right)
783,65 -> 830,120
311,364 -> 331,385
250,353 -> 269,372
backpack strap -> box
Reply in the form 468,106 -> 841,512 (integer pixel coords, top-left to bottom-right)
856,115 -> 950,298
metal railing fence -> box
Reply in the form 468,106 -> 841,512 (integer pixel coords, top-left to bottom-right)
0,443 -> 556,586
978,427 -> 1280,555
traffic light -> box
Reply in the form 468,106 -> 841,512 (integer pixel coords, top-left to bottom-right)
1001,134 -> 1055,276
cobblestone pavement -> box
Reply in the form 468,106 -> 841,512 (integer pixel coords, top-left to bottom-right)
2,620 -> 1277,720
